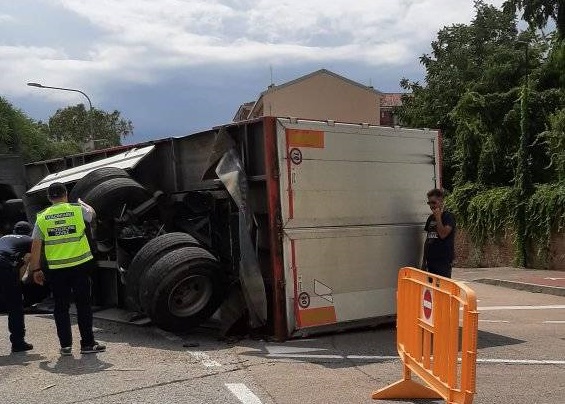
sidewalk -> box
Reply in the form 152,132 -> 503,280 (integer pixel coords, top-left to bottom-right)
453,267 -> 565,297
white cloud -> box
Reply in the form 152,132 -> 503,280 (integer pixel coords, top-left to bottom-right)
1,0 -> 505,102
0,13 -> 15,23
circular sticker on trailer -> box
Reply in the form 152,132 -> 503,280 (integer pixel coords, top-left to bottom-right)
298,292 -> 310,308
289,148 -> 303,165
422,288 -> 433,323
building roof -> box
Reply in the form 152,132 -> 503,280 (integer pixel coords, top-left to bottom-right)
245,69 -> 382,120
267,69 -> 382,95
380,93 -> 404,108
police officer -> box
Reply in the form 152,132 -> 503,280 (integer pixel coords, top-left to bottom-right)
0,221 -> 34,353
29,182 -> 106,356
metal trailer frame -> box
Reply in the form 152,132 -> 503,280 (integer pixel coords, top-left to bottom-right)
24,117 -> 440,340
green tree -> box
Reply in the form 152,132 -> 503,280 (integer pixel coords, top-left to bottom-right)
399,1 -> 521,188
48,104 -> 133,149
0,96 -> 53,161
0,97 -> 131,163
504,0 -> 565,39
401,1 -> 565,267
541,108 -> 565,181
539,39 -> 565,88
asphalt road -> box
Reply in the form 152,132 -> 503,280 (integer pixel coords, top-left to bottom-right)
1,280 -> 564,404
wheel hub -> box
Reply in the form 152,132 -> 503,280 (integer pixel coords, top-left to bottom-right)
168,274 -> 213,317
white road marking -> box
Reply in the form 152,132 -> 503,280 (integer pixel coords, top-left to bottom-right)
188,351 -> 222,367
267,353 -> 344,359
347,355 -> 399,360
543,320 -> 565,324
476,358 -> 565,365
152,330 -> 221,367
265,345 -> 328,355
265,353 -> 565,365
479,320 -> 510,323
226,383 -> 263,404
268,354 -> 401,360
477,305 -> 565,311
544,277 -> 565,281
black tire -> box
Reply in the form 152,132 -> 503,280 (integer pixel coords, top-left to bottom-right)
69,167 -> 130,202
83,177 -> 149,219
141,246 -> 224,331
0,199 -> 27,234
2,199 -> 25,220
83,177 -> 150,252
125,232 -> 200,311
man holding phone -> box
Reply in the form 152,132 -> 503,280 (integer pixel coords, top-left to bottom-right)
422,188 -> 456,278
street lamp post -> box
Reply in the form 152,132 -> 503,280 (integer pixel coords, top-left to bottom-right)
27,82 -> 95,150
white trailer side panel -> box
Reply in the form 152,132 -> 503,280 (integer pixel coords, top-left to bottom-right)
275,119 -> 439,335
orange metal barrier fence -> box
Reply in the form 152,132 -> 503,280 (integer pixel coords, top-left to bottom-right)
372,267 -> 479,404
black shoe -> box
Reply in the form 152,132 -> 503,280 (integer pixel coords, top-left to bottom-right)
11,342 -> 33,353
80,342 -> 106,354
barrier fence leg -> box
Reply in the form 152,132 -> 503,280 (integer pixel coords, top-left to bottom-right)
372,365 -> 443,400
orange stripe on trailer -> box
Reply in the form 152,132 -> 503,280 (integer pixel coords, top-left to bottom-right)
286,129 -> 325,148
299,306 -> 337,327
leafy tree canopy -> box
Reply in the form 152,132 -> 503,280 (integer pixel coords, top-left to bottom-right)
0,97 -> 134,163
48,104 -> 133,148
400,0 -> 565,266
504,0 -> 565,39
399,0 -> 565,189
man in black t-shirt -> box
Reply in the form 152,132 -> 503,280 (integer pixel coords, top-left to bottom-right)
0,221 -> 34,352
423,189 -> 456,278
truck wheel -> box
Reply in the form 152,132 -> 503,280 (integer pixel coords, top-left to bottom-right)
69,167 -> 130,202
83,178 -> 150,251
0,199 -> 26,233
2,199 -> 25,220
125,232 -> 200,311
141,247 -> 224,331
83,177 -> 149,219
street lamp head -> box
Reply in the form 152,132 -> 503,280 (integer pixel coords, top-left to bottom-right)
27,82 -> 43,88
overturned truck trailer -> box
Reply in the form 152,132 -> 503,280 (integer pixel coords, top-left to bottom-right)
24,117 -> 440,340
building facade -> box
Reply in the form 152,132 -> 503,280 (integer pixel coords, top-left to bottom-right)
379,93 -> 403,127
234,69 -> 382,125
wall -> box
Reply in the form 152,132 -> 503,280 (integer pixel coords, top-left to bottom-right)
455,229 -> 565,270
380,108 -> 400,127
0,154 -> 26,199
261,73 -> 380,124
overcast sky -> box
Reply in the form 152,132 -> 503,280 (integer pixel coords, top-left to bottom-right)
0,0 -> 503,143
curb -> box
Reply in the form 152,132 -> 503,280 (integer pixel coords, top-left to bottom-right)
474,278 -> 565,297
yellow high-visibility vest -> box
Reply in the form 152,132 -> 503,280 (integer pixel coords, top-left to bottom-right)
36,203 -> 93,269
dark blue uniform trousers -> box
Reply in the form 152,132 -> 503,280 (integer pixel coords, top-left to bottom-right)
0,263 -> 26,345
45,261 -> 95,348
